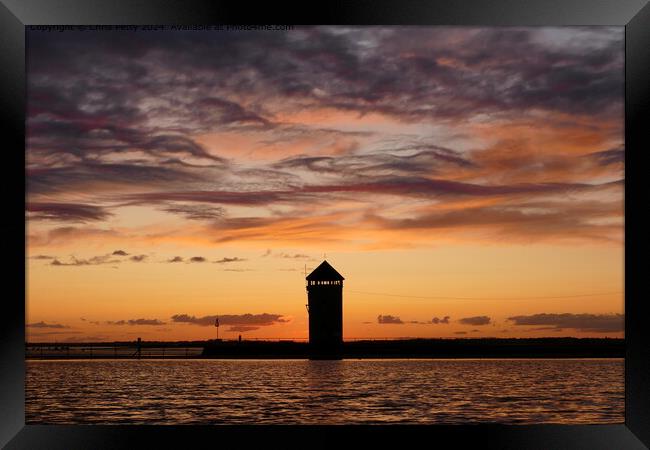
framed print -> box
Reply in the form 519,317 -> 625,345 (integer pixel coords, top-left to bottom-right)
1,0 -> 649,448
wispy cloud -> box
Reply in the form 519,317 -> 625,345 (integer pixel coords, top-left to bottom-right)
27,330 -> 82,336
213,257 -> 247,264
276,253 -> 311,259
459,316 -> 491,326
432,316 -> 450,324
51,254 -> 120,266
160,204 -> 225,221
377,314 -> 404,324
27,202 -> 111,222
104,318 -> 166,326
27,321 -> 70,329
227,326 -> 259,332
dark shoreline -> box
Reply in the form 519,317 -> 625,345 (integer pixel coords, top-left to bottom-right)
203,337 -> 624,359
25,337 -> 624,360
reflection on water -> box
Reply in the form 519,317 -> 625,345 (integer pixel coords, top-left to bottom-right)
26,359 -> 623,424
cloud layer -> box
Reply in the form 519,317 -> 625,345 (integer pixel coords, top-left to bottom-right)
171,313 -> 289,327
507,313 -> 623,332
26,27 -> 623,250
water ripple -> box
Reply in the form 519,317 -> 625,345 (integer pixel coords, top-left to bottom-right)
26,359 -> 623,425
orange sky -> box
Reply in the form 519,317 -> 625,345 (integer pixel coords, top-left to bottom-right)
26,26 -> 624,342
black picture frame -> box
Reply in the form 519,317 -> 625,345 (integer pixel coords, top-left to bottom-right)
2,1 -> 648,448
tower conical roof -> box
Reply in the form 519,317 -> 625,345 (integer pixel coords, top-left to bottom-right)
306,260 -> 344,281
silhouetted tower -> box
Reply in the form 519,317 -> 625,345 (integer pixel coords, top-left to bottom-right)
306,260 -> 344,359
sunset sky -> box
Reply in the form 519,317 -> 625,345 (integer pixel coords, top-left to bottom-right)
26,26 -> 624,342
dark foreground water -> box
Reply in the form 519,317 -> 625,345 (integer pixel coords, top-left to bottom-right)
26,359 -> 623,424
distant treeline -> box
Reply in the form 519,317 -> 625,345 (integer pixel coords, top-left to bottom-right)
26,340 -> 209,348
25,338 -> 624,359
